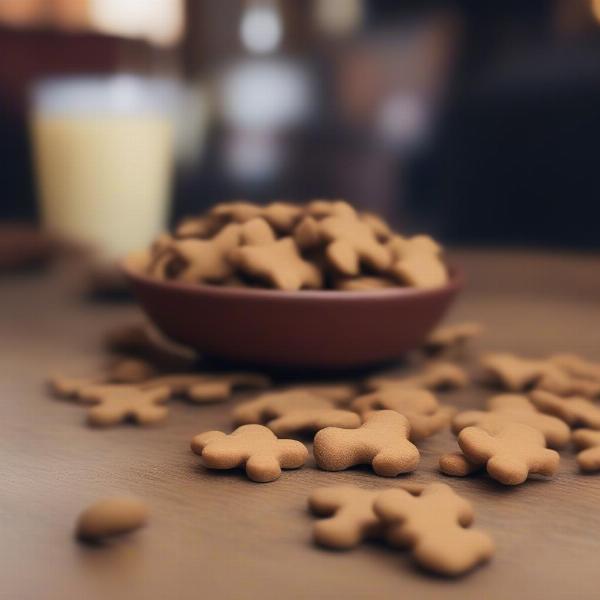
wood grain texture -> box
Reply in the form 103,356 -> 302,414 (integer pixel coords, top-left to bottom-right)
2,249 -> 600,600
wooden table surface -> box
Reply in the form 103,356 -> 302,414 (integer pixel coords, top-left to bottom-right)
3,249 -> 600,600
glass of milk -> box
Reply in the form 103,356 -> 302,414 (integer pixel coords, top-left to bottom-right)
30,75 -> 177,261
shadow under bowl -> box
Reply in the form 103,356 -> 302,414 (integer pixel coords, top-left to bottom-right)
122,263 -> 464,370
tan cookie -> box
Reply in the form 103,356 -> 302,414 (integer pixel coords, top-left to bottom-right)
154,224 -> 241,283
191,424 -> 308,482
334,276 -> 396,292
175,214 -> 224,239
305,199 -> 357,219
439,452 -> 482,477
308,486 -> 385,549
239,217 -> 276,245
457,422 -> 560,485
424,322 -> 484,354
387,235 -> 448,289
143,372 -> 269,403
572,429 -> 600,472
480,353 -> 570,392
107,358 -> 157,384
452,394 -> 571,449
535,372 -> 600,398
233,390 -> 335,425
49,375 -> 103,399
374,483 -> 494,576
351,389 -> 454,440
76,497 -> 149,542
549,353 -> 600,382
366,362 -> 468,392
261,201 -> 304,232
78,385 -> 171,427
318,215 -> 392,276
313,410 -> 420,477
360,212 -> 392,241
229,237 -> 322,291
210,200 -> 263,223
268,408 -> 361,438
530,390 -> 600,429
282,383 -> 357,405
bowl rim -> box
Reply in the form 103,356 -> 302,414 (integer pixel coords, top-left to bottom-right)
121,259 -> 464,302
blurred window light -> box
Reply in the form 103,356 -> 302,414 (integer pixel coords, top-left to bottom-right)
90,0 -> 183,46
240,1 -> 282,55
376,94 -> 430,150
224,131 -> 283,182
220,59 -> 313,130
314,0 -> 363,36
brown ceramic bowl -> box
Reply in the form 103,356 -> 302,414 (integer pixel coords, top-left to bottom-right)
122,263 -> 464,370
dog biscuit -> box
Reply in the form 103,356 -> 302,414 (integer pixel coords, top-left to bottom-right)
76,497 -> 149,542
451,394 -> 571,449
549,353 -> 600,382
424,322 -> 484,354
374,483 -> 494,576
334,276 -> 396,292
571,429 -> 600,472
314,410 -> 420,477
530,390 -> 600,429
439,452 -> 482,477
366,362 -> 468,392
457,422 -> 560,485
191,424 -> 308,482
387,235 -> 448,289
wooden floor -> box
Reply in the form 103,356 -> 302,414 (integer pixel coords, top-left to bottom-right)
2,249 -> 600,600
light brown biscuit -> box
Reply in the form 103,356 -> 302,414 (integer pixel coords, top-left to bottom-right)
360,212 -> 392,241
530,390 -> 600,429
319,215 -> 392,276
76,497 -> 149,542
366,362 -> 469,392
308,486 -> 384,549
480,353 -> 570,392
210,200 -> 263,223
351,389 -> 454,440
107,358 -> 157,384
571,429 -> 600,472
191,424 -> 308,482
439,452 -> 482,477
261,202 -> 304,233
229,237 -> 322,291
155,224 -> 241,283
268,408 -> 361,437
387,235 -> 448,289
549,353 -> 600,382
535,372 -> 600,399
233,390 -> 335,425
305,199 -> 357,219
374,483 -> 494,576
143,372 -> 270,403
313,410 -> 420,477
451,394 -> 571,449
424,322 -> 484,354
457,422 -> 560,485
281,383 -> 357,405
239,217 -> 276,245
78,385 -> 171,427
175,214 -> 224,239
334,276 -> 396,292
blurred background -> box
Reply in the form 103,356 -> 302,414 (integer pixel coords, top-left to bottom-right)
1,0 -> 600,264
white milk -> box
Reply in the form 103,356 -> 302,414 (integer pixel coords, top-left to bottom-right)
30,76 -> 176,260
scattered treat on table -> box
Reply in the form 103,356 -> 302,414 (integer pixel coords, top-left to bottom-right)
455,422 -> 560,485
549,354 -> 600,383
424,322 -> 484,355
480,353 -> 568,392
78,385 -> 171,427
267,407 -> 361,438
313,410 -> 420,477
228,237 -> 323,291
308,485 -> 385,549
142,372 -> 270,403
535,372 -> 600,398
279,383 -> 357,405
128,200 -> 450,292
439,452 -> 482,477
350,389 -> 455,441
365,361 -> 468,392
571,430 -> 600,472
49,374 -> 104,399
190,424 -> 308,482
374,483 -> 494,576
530,390 -> 600,429
451,394 -> 571,449
233,389 -> 340,425
76,496 -> 149,543
107,358 -> 158,384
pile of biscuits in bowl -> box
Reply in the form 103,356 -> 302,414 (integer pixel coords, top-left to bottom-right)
129,199 -> 449,291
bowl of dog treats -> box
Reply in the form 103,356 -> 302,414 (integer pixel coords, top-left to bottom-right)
123,200 -> 463,369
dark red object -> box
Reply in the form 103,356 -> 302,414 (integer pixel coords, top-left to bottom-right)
123,263 -> 464,370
